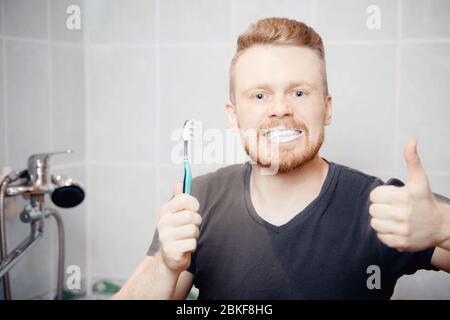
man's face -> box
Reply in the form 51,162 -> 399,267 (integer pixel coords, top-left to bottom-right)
226,44 -> 333,173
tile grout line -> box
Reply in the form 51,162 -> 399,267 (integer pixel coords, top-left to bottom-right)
230,0 -> 235,43
3,34 -> 450,47
1,35 -> 84,46
1,0 -> 8,167
394,0 -> 403,177
46,0 -> 57,297
82,0 -> 92,297
47,0 -> 53,157
155,0 -> 161,241
78,163 -> 450,177
88,161 -> 158,167
52,161 -> 86,169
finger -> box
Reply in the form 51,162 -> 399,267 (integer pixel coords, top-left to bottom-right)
369,203 -> 405,222
404,138 -> 429,189
370,185 -> 408,204
167,210 -> 202,227
370,218 -> 409,236
376,233 -> 407,251
174,238 -> 197,254
171,181 -> 183,199
161,193 -> 200,215
173,224 -> 200,240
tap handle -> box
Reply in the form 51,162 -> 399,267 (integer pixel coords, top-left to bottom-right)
27,150 -> 74,181
28,150 -> 73,166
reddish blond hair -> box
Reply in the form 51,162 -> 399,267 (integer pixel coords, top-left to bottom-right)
229,17 -> 328,102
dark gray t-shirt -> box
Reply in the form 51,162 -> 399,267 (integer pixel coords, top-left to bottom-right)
148,160 -> 437,299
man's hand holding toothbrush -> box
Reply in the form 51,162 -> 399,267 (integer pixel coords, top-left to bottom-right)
156,181 -> 202,273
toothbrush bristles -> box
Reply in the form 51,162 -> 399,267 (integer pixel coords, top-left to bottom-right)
183,119 -> 195,141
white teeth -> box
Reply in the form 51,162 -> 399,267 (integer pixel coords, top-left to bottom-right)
263,127 -> 303,143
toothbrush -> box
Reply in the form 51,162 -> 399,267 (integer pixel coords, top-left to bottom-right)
182,119 -> 195,194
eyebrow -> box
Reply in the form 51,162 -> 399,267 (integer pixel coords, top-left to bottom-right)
242,81 -> 318,94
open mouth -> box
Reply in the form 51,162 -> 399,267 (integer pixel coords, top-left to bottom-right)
262,126 -> 304,143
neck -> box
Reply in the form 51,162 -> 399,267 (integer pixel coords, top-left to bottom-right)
250,154 -> 329,222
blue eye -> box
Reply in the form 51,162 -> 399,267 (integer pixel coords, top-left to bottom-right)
295,90 -> 304,97
255,93 -> 265,100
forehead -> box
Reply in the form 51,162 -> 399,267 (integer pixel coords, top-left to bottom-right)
234,44 -> 323,90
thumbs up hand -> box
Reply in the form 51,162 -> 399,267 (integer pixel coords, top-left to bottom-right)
369,138 -> 449,252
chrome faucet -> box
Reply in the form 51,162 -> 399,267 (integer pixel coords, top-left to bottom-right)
0,150 -> 85,300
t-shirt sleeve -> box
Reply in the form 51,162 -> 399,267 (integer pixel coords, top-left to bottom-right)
376,178 -> 439,278
147,228 -> 160,256
146,228 -> 196,274
378,242 -> 437,278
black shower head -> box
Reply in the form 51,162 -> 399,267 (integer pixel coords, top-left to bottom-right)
50,175 -> 85,208
51,185 -> 85,208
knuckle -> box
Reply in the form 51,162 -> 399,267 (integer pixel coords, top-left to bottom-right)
172,194 -> 186,209
190,211 -> 197,224
376,233 -> 385,243
182,212 -> 190,224
369,189 -> 377,202
180,194 -> 190,207
187,224 -> 197,237
174,211 -> 187,224
189,239 -> 197,251
193,212 -> 202,225
402,225 -> 411,236
396,212 -> 406,222
187,196 -> 200,211
192,197 -> 200,211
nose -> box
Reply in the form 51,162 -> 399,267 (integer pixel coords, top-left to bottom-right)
269,97 -> 293,118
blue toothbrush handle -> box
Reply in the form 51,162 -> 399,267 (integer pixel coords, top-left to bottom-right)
183,160 -> 192,194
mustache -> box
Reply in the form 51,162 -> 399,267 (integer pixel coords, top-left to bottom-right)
258,118 -> 308,133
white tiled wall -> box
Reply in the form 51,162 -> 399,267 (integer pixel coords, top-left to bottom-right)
402,0 -> 450,39
398,43 -> 450,172
51,45 -> 85,165
323,44 -> 397,171
160,0 -> 232,43
3,0 -> 48,39
86,46 -> 157,163
159,46 -> 232,164
1,39 -> 5,167
1,0 -> 449,299
85,0 -> 156,43
316,0 -> 398,41
50,0 -> 83,42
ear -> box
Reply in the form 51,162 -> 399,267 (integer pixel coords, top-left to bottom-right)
323,95 -> 333,126
225,100 -> 239,131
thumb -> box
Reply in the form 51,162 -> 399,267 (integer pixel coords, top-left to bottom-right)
171,181 -> 183,198
404,138 -> 429,189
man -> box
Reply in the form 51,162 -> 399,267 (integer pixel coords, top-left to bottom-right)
113,18 -> 450,299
